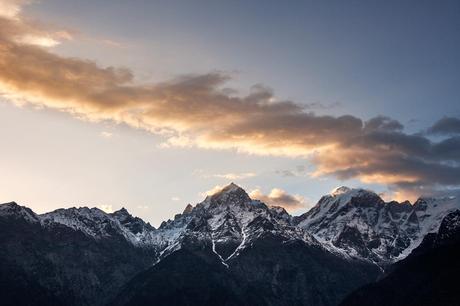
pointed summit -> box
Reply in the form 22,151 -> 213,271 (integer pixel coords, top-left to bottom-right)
112,207 -> 130,216
0,202 -> 39,223
183,204 -> 193,214
110,206 -> 155,233
208,183 -> 252,206
212,183 -> 248,197
221,182 -> 243,193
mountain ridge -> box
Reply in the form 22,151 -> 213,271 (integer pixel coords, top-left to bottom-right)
1,183 -> 459,306
2,183 -> 459,267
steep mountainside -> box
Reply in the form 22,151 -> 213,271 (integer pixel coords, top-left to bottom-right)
111,184 -> 381,306
0,202 -> 156,306
154,183 -> 318,266
1,183 -> 459,306
112,227 -> 380,306
341,210 -> 460,306
295,186 -> 460,265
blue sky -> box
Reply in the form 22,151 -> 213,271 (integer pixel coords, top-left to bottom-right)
1,0 -> 459,225
29,0 -> 460,122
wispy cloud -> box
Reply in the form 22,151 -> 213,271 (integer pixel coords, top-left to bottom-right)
213,172 -> 257,180
193,169 -> 257,180
1,2 -> 460,197
276,165 -> 308,177
196,171 -> 257,180
100,131 -> 113,138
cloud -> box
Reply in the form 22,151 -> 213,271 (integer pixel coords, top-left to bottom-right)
1,3 -> 460,198
0,0 -> 26,19
249,188 -> 307,211
171,196 -> 180,201
311,130 -> 460,191
200,185 -> 225,197
98,204 -> 113,213
212,172 -> 257,180
276,165 -> 308,177
363,116 -> 404,133
276,170 -> 297,177
427,117 -> 460,135
100,131 -> 113,138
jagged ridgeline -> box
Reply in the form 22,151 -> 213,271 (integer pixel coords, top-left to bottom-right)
0,183 -> 459,306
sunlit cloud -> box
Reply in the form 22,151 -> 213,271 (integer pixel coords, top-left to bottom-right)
98,204 -> 113,213
16,34 -> 59,47
249,188 -> 308,212
1,1 -> 460,199
100,39 -> 124,48
0,0 -> 25,19
100,131 -> 113,138
200,185 -> 225,197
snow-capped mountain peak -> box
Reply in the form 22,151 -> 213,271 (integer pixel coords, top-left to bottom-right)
205,183 -> 253,206
296,187 -> 460,265
331,186 -> 353,196
111,207 -> 155,234
38,206 -> 158,248
329,186 -> 383,203
154,183 -> 317,266
0,202 -> 39,223
2,184 -> 459,269
219,182 -> 243,194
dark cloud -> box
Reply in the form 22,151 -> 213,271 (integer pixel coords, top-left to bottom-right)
363,116 -> 404,133
428,117 -> 460,135
313,129 -> 460,192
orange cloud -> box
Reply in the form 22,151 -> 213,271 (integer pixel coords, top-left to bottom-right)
249,188 -> 307,212
1,3 -> 460,198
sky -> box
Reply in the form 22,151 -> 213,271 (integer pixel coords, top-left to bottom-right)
1,0 -> 460,226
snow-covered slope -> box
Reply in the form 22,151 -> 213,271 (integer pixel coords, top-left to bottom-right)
0,184 -> 317,267
295,186 -> 460,264
40,206 -> 158,247
155,183 -> 318,266
0,202 -> 39,223
2,184 -> 459,268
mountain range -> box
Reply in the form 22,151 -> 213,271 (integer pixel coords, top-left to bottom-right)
1,183 -> 459,306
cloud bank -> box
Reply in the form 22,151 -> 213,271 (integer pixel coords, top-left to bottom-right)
1,2 -> 460,198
